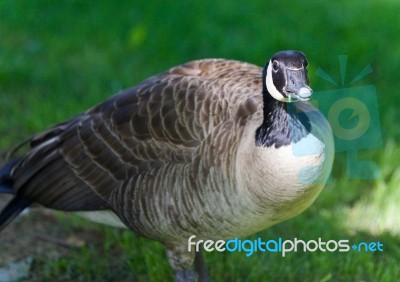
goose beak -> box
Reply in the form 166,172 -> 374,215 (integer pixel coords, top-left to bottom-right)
284,68 -> 312,101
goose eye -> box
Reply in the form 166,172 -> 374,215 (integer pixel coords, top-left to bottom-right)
272,60 -> 279,72
303,60 -> 308,69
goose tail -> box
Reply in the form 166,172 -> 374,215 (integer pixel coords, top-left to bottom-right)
0,159 -> 32,231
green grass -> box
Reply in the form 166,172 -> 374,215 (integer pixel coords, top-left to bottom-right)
1,0 -> 400,281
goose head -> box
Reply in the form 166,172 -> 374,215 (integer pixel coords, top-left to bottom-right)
264,50 -> 312,102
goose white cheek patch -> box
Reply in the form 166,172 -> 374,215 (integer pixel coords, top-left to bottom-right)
266,61 -> 286,101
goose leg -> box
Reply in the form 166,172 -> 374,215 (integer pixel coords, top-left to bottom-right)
172,250 -> 210,282
175,269 -> 198,282
166,245 -> 196,282
194,249 -> 209,282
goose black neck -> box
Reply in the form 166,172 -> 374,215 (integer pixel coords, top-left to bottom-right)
255,65 -> 311,148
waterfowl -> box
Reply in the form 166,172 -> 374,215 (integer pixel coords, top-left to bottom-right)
0,50 -> 334,281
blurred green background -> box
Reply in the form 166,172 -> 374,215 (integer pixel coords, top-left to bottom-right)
1,0 -> 400,281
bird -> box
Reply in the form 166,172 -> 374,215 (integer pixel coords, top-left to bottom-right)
0,50 -> 334,281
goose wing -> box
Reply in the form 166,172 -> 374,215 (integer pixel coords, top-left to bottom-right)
8,59 -> 262,211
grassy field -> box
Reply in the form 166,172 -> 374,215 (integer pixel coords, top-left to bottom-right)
1,0 -> 400,281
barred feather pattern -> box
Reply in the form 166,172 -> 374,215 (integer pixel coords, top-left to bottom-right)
10,60 -> 279,244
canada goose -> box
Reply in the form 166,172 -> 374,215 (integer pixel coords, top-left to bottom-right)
0,50 -> 334,281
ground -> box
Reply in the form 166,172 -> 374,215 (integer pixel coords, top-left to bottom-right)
0,197 -> 83,282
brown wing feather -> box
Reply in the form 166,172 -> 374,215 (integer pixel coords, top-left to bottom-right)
10,59 -> 262,213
